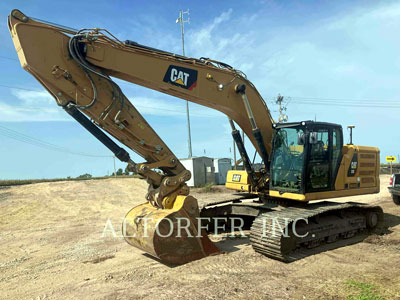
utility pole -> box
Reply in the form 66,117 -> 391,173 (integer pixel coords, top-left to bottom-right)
233,139 -> 237,170
276,94 -> 288,123
113,155 -> 117,178
176,9 -> 193,158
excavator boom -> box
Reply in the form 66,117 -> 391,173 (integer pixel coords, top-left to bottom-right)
8,9 -> 274,264
8,10 -> 274,162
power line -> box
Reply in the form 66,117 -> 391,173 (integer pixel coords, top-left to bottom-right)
0,124 -> 112,158
0,84 -> 41,92
291,98 -> 392,104
0,101 -> 221,117
291,100 -> 400,108
1,82 -> 399,108
289,98 -> 399,105
1,52 -> 400,104
0,66 -> 399,109
0,55 -> 19,62
274,96 -> 400,106
288,95 -> 400,103
0,83 -> 221,116
0,105 -> 60,111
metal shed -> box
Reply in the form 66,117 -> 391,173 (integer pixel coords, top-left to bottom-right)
213,158 -> 232,185
180,156 -> 215,187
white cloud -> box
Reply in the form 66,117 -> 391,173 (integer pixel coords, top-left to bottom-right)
187,9 -> 249,67
0,101 -> 69,122
5,2 -> 400,131
1,87 -> 224,122
173,2 -> 400,132
191,8 -> 233,48
129,96 -> 185,117
327,2 -> 400,30
170,4 -> 400,158
11,89 -> 55,106
0,89 -> 69,122
128,96 -> 223,118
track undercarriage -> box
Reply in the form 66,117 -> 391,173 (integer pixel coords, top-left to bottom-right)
200,196 -> 383,262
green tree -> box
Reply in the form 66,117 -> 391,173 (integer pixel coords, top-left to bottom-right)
76,173 -> 92,179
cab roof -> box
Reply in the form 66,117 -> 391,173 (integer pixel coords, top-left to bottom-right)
274,120 -> 342,130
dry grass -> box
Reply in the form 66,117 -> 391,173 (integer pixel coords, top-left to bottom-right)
195,183 -> 224,193
0,175 -> 141,187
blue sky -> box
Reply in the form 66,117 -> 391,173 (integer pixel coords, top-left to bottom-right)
0,0 -> 399,179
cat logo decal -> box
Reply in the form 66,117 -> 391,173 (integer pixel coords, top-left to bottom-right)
163,65 -> 198,90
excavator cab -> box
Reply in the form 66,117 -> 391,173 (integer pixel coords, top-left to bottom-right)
270,121 -> 343,197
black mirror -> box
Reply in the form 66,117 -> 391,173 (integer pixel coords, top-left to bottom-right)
309,132 -> 318,144
298,132 -> 305,145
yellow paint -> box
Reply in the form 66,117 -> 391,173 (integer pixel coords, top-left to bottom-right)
225,182 -> 250,192
225,170 -> 252,192
269,190 -> 306,201
174,78 -> 185,85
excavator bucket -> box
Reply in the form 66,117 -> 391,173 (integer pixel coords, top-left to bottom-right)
123,195 -> 221,265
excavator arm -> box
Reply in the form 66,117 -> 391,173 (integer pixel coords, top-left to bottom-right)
8,10 -> 275,264
8,9 -> 274,200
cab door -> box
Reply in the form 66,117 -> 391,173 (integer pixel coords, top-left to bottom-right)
305,126 -> 343,193
306,128 -> 331,192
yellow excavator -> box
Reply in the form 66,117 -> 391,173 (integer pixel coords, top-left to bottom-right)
8,10 -> 383,264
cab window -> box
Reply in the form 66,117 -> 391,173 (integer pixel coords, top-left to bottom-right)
307,129 -> 330,191
332,128 -> 343,178
271,128 -> 305,192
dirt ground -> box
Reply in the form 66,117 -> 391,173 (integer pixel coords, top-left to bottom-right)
0,175 -> 399,300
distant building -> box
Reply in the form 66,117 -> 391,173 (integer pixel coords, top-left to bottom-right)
180,157 -> 215,187
180,157 -> 233,187
214,158 -> 232,185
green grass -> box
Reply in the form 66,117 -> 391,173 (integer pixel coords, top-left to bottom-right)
200,183 -> 214,193
195,182 -> 219,193
346,280 -> 385,300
